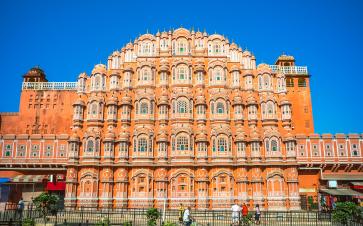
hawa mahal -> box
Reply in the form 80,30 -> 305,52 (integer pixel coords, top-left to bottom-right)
0,28 -> 362,210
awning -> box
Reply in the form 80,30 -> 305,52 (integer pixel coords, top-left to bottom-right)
320,188 -> 363,196
0,178 -> 10,184
350,182 -> 363,190
46,181 -> 66,191
321,173 -> 363,181
11,175 -> 46,183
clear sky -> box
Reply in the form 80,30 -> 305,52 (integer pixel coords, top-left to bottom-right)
0,0 -> 362,134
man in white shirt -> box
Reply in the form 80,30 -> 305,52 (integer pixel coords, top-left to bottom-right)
231,200 -> 241,225
183,206 -> 193,226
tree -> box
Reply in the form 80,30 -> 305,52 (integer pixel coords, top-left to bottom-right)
32,192 -> 60,226
146,208 -> 161,226
332,202 -> 362,224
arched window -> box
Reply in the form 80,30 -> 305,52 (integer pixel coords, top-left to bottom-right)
91,103 -> 97,115
218,137 -> 227,152
178,66 -> 187,80
138,138 -> 147,152
142,42 -> 150,54
86,140 -> 94,152
213,43 -> 221,53
176,136 -> 189,151
271,139 -> 278,151
263,74 -> 270,89
142,69 -> 150,81
215,69 -> 222,81
95,76 -> 101,90
177,100 -> 187,113
178,40 -> 187,54
140,102 -> 148,114
216,102 -> 224,114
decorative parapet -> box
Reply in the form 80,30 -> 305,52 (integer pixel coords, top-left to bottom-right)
22,82 -> 77,91
268,65 -> 308,75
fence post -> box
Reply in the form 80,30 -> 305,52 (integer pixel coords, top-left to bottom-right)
315,211 -> 318,226
8,218 -> 12,226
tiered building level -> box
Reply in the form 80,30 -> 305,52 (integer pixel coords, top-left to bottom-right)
0,28 -> 362,210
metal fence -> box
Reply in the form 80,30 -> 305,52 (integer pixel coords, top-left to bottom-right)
0,208 -> 361,226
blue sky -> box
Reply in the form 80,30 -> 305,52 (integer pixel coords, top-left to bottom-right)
0,0 -> 362,134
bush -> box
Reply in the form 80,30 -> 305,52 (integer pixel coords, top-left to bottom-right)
163,221 -> 177,226
122,221 -> 132,226
22,218 -> 35,226
146,208 -> 161,226
332,202 -> 362,224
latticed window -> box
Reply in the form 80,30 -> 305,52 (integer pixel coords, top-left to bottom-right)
252,142 -> 260,152
140,102 -> 148,114
298,78 -> 306,87
178,67 -> 186,80
87,140 -> 94,152
138,138 -> 147,152
215,69 -> 222,81
142,70 -> 150,81
217,102 -> 224,114
271,139 -> 278,151
177,136 -> 188,151
178,41 -> 186,54
142,42 -> 150,54
218,137 -> 227,152
177,100 -> 187,113
213,43 -> 221,53
286,78 -> 294,87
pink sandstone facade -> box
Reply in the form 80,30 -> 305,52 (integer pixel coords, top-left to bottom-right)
0,28 -> 362,210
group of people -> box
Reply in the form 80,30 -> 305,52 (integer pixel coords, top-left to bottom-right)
177,201 -> 261,226
231,201 -> 261,225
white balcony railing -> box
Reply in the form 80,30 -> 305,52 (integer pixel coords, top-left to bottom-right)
22,82 -> 77,90
268,65 -> 308,75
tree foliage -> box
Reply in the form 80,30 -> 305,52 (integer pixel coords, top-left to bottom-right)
32,192 -> 60,225
146,208 -> 161,226
332,202 -> 362,224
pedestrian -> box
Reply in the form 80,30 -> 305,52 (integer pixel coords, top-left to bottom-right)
254,204 -> 261,225
231,200 -> 241,225
241,203 -> 248,218
17,197 -> 25,220
183,206 -> 193,226
178,203 -> 185,224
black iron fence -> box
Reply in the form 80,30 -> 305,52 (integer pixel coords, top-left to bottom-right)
0,208 -> 362,226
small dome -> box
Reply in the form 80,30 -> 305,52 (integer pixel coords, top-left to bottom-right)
105,131 -> 116,140
232,95 -> 243,106
23,66 -> 48,82
195,95 -> 206,105
106,96 -> 118,106
246,94 -> 257,105
73,99 -> 85,106
92,64 -> 107,75
242,50 -> 251,56
121,96 -> 132,105
69,132 -> 80,142
78,72 -> 88,79
250,129 -> 260,141
118,130 -> 130,141
279,95 -> 290,106
196,133 -> 208,142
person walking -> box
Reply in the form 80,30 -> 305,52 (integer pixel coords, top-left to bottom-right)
178,203 -> 185,224
183,206 -> 193,226
17,197 -> 25,220
231,200 -> 241,225
254,204 -> 261,225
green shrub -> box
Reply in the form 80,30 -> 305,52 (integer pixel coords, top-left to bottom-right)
146,208 -> 160,226
22,218 -> 35,226
122,221 -> 132,226
332,202 -> 362,224
163,221 -> 177,226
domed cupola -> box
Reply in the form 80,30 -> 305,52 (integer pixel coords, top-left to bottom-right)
92,64 -> 107,75
158,90 -> 169,106
121,95 -> 132,106
23,66 -> 48,82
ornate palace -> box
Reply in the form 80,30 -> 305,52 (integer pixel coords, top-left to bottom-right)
0,28 -> 362,210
